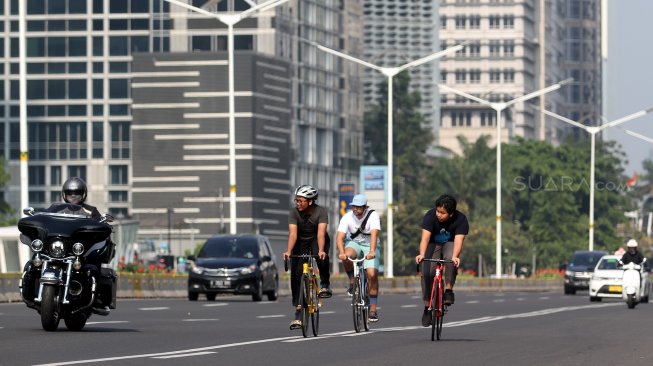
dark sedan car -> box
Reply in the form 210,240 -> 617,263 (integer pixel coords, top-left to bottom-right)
564,250 -> 608,294
187,234 -> 279,301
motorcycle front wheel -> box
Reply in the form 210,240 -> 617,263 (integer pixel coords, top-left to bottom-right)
41,285 -> 61,331
64,313 -> 88,331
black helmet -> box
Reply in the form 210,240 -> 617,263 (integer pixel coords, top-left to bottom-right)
62,177 -> 88,204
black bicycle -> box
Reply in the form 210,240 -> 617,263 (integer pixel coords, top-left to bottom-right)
347,257 -> 370,333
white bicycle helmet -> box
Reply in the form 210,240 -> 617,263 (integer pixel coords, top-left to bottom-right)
294,185 -> 318,200
627,239 -> 638,248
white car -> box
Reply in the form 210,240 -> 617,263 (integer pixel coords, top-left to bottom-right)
588,255 -> 624,301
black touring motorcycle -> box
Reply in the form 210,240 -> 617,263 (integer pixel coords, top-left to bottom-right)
18,203 -> 117,331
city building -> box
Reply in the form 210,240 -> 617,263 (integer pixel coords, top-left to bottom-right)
437,0 -> 602,155
0,0 -> 364,256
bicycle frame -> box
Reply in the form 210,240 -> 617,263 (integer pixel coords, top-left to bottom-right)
422,258 -> 453,341
347,257 -> 369,332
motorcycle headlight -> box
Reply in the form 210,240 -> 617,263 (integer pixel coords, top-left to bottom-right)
72,242 -> 84,256
240,264 -> 257,275
31,239 -> 44,252
50,241 -> 65,258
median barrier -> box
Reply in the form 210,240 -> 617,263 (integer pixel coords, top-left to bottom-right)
0,272 -> 562,302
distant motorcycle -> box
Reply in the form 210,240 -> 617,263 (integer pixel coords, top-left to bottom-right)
18,203 -> 117,331
621,258 -> 650,309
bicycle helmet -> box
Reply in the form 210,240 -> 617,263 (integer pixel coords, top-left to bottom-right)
294,185 -> 318,200
61,177 -> 88,205
627,239 -> 638,248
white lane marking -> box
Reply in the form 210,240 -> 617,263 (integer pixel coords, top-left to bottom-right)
410,295 -> 421,299
203,303 -> 229,307
401,304 -> 418,308
152,351 -> 216,359
139,307 -> 169,311
516,298 -> 526,301
465,300 -> 479,304
539,296 -> 550,300
493,299 -> 505,303
256,315 -> 285,319
320,311 -> 335,314
86,321 -> 129,325
182,319 -> 219,322
33,303 -> 621,366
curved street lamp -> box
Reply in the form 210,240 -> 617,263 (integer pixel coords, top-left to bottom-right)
165,0 -> 289,234
537,107 -> 653,251
308,41 -> 467,278
438,79 -> 572,277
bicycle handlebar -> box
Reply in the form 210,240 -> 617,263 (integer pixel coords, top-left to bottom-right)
284,254 -> 320,272
346,257 -> 366,264
421,258 -> 454,264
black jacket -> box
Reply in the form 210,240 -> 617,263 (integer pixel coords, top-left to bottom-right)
621,250 -> 644,265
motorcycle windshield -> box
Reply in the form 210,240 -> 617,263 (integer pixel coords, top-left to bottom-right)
18,203 -> 112,243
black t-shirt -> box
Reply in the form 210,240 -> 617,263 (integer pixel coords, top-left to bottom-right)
421,209 -> 469,244
621,250 -> 644,265
288,204 -> 329,243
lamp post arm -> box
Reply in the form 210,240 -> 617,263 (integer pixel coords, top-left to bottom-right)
505,78 -> 573,108
438,84 -> 492,107
599,107 -> 653,131
165,0 -> 218,17
396,41 -> 468,73
622,128 -> 653,144
240,0 -> 289,19
312,43 -> 385,72
538,108 -> 590,131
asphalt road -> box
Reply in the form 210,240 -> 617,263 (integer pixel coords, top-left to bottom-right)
1,291 -> 652,366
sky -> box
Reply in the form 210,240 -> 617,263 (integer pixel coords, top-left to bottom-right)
606,0 -> 653,176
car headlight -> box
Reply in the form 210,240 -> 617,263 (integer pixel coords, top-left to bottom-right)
565,270 -> 572,277
190,263 -> 204,275
50,241 -> 65,258
240,264 -> 257,275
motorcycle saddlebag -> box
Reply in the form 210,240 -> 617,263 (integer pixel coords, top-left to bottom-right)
98,267 -> 117,309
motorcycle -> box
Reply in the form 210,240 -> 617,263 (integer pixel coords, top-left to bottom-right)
621,258 -> 650,309
18,203 -> 117,331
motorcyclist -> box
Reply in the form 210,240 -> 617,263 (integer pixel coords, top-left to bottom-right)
621,239 -> 644,265
53,177 -> 102,220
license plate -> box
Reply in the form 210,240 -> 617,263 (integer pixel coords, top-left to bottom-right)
608,285 -> 622,293
210,280 -> 231,288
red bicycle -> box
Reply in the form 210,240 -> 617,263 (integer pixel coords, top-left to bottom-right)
422,258 -> 453,341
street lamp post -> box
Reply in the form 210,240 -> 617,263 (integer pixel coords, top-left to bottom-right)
309,42 -> 467,278
166,0 -> 289,234
439,79 -> 572,277
537,107 -> 653,251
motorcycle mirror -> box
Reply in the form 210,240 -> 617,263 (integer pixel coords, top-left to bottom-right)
22,207 -> 34,216
101,213 -> 115,223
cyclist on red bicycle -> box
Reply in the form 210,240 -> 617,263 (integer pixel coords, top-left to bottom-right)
336,194 -> 381,322
415,194 -> 468,327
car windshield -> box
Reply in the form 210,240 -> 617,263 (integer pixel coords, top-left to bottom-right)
571,253 -> 604,267
597,258 -> 621,270
198,238 -> 258,259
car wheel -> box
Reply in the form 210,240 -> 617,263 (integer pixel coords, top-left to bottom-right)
642,295 -> 649,303
267,277 -> 279,301
206,293 -> 216,301
564,285 -> 576,295
252,279 -> 263,302
188,291 -> 199,301
589,296 -> 601,302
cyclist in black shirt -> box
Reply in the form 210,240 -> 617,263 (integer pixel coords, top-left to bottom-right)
283,185 -> 331,330
415,194 -> 469,327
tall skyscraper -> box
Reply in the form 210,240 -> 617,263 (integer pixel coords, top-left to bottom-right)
437,0 -> 602,155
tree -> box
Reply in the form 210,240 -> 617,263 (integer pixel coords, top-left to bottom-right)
0,159 -> 14,226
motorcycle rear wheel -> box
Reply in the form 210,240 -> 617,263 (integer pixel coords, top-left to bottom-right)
64,313 -> 88,331
41,286 -> 61,331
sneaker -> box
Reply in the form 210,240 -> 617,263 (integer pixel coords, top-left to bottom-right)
444,290 -> 455,306
346,284 -> 354,296
318,287 -> 332,298
421,309 -> 432,327
289,320 -> 302,330
369,312 -> 379,323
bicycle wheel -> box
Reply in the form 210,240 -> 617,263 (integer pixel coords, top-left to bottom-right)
352,276 -> 362,333
300,276 -> 310,338
362,277 -> 370,332
435,280 -> 444,340
311,276 -> 320,337
431,277 -> 440,341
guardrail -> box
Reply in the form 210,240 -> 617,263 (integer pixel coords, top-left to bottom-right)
0,272 -> 563,303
